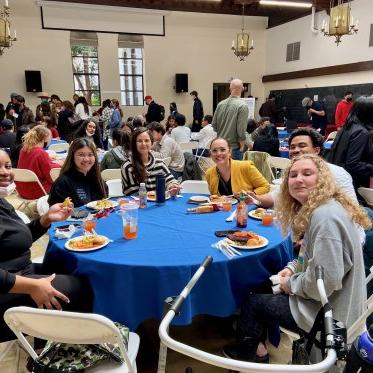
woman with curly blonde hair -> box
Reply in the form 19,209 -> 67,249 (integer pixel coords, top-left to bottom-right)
16,125 -> 61,199
223,154 -> 371,363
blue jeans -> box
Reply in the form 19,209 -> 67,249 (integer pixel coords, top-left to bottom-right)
231,148 -> 243,160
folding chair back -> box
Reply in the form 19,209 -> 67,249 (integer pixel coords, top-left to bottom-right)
358,187 -> 373,207
48,143 -> 70,153
13,168 -> 47,195
180,180 -> 209,194
4,306 -> 138,373
101,168 -> 122,182
243,151 -> 274,183
197,157 -> 215,178
50,168 -> 61,182
326,131 -> 337,142
179,142 -> 198,152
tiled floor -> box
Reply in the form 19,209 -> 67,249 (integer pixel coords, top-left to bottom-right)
1,193 -> 293,372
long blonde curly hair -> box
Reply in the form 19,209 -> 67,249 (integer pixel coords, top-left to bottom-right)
275,154 -> 371,241
22,125 -> 51,152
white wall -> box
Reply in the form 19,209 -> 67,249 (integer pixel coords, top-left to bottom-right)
264,0 -> 373,93
0,0 -> 268,122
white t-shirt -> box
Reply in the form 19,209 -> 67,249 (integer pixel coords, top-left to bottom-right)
190,124 -> 217,149
75,103 -> 92,120
170,126 -> 191,144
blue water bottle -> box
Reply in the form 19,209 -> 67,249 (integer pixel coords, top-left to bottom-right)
156,174 -> 166,205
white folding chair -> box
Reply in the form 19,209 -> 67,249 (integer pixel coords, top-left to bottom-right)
15,209 -> 30,223
358,187 -> 373,207
179,142 -> 198,153
48,143 -> 70,153
4,306 -> 140,373
269,156 -> 290,171
50,168 -> 61,182
36,195 -> 50,216
106,179 -> 124,198
326,131 -> 337,142
13,169 -> 47,214
101,168 -> 122,182
180,180 -> 209,194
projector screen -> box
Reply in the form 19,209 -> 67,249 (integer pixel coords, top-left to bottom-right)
39,1 -> 165,36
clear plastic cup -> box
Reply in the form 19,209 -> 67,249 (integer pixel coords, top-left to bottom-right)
222,197 -> 232,212
121,203 -> 139,239
83,218 -> 97,233
262,211 -> 273,226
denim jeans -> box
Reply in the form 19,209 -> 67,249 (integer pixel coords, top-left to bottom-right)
237,293 -> 299,343
231,148 -> 243,160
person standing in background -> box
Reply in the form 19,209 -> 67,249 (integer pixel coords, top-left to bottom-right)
144,95 -> 164,124
190,90 -> 204,132
212,79 -> 248,160
301,97 -> 328,136
335,91 -> 353,129
259,93 -> 278,124
14,96 -> 35,129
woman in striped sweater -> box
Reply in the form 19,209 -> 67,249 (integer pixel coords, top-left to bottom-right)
121,127 -> 180,196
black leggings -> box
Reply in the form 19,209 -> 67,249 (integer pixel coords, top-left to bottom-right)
237,293 -> 299,343
0,264 -> 93,342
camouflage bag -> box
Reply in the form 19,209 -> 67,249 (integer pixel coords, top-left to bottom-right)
32,322 -> 129,372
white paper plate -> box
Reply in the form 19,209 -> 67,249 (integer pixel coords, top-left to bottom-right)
225,236 -> 268,250
86,200 -> 118,210
209,197 -> 238,205
248,209 -> 264,220
65,235 -> 110,252
189,195 -> 210,203
147,192 -> 171,202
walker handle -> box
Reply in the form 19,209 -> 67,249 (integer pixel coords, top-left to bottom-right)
315,265 -> 324,281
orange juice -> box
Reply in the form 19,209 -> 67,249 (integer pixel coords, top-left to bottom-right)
262,212 -> 273,226
84,219 -> 97,233
124,223 -> 137,239
222,199 -> 232,212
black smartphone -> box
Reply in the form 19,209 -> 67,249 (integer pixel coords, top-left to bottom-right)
214,230 -> 239,237
56,224 -> 81,231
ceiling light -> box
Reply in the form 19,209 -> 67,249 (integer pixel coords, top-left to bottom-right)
259,0 -> 312,8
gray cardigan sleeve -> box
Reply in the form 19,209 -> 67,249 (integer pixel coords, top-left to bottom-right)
288,214 -> 352,301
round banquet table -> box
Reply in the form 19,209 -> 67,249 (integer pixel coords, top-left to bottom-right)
44,194 -> 293,330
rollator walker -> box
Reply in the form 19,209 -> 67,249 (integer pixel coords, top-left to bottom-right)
158,256 -> 373,373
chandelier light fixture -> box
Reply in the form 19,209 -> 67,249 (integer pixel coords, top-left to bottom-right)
320,0 -> 358,46
0,0 -> 16,55
231,3 -> 254,62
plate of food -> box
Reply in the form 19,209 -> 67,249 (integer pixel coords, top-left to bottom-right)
225,231 -> 268,250
86,199 -> 118,210
65,235 -> 110,252
189,195 -> 210,204
209,195 -> 238,205
146,191 -> 171,202
248,208 -> 266,220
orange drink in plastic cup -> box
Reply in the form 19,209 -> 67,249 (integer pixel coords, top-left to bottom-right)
222,197 -> 232,212
83,219 -> 97,233
121,203 -> 139,240
262,211 -> 273,226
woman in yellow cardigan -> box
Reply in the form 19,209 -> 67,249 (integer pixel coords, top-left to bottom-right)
206,138 -> 270,196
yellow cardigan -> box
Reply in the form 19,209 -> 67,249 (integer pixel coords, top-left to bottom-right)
205,160 -> 270,196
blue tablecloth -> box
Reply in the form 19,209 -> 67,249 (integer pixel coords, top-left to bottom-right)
44,195 -> 293,329
278,130 -> 288,139
324,141 -> 333,150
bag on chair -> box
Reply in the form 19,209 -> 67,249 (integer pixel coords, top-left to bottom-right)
32,322 -> 129,372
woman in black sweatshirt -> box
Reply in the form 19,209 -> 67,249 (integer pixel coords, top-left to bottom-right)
0,149 -> 92,342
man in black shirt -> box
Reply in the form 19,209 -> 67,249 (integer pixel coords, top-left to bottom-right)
190,90 -> 204,132
0,119 -> 16,151
144,95 -> 164,124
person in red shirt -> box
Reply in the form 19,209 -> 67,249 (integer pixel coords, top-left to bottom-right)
16,125 -> 61,199
335,91 -> 353,129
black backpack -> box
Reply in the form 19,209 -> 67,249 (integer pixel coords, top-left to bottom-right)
158,104 -> 165,121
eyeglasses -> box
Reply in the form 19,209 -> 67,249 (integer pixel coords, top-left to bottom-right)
76,153 -> 95,158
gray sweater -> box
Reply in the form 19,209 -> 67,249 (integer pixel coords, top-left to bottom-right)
288,199 -> 366,333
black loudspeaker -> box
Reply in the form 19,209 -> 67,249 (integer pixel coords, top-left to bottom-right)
25,70 -> 42,92
175,73 -> 188,93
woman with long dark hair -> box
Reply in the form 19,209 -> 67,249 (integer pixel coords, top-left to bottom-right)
328,95 -> 373,190
75,96 -> 91,120
75,120 -> 103,149
48,138 -> 107,207
121,127 -> 180,196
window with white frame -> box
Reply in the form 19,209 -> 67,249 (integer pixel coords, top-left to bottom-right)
118,35 -> 144,106
70,32 -> 101,106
